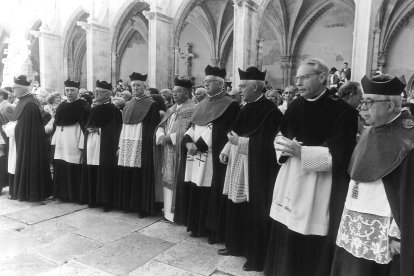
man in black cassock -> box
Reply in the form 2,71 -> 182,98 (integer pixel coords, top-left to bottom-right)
4,75 -> 52,201
264,58 -> 358,276
80,80 -> 122,211
175,65 -> 239,241
331,74 -> 414,276
0,89 -> 14,193
217,67 -> 283,271
116,72 -> 160,217
52,79 -> 89,202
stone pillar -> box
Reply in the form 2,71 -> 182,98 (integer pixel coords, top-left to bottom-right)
256,39 -> 264,70
351,0 -> 382,82
145,11 -> 173,89
32,27 -> 63,92
172,45 -> 180,78
77,18 -> 111,91
232,0 -> 259,86
281,55 -> 295,86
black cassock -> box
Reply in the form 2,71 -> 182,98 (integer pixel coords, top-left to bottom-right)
116,97 -> 160,215
224,96 -> 282,271
80,102 -> 122,209
0,127 -> 8,192
8,94 -> 52,201
264,91 -> 358,276
174,93 -> 239,241
52,99 -> 89,202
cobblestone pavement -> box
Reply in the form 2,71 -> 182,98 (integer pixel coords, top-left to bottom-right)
0,187 -> 264,276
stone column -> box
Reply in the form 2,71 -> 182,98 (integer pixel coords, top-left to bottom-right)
281,55 -> 295,86
77,18 -> 111,91
145,11 -> 173,89
256,39 -> 264,70
232,0 -> 259,86
351,0 -> 382,82
34,26 -> 64,92
172,45 -> 180,79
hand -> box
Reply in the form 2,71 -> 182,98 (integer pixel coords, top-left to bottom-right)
227,131 -> 239,146
219,153 -> 228,164
87,127 -> 99,133
390,239 -> 401,256
274,136 -> 302,158
186,143 -> 197,156
157,135 -> 164,145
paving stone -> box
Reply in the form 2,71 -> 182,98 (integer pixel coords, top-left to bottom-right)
0,230 -> 44,259
5,201 -> 86,225
0,216 -> 26,231
0,253 -> 57,275
76,218 -> 144,243
0,198 -> 34,216
43,260 -> 111,276
77,232 -> 173,275
216,256 -> 264,276
53,208 -> 110,229
33,233 -> 103,265
154,240 -> 230,276
20,219 -> 78,243
129,260 -> 202,276
138,220 -> 189,243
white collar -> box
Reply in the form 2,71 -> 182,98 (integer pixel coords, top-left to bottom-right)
305,89 -> 326,102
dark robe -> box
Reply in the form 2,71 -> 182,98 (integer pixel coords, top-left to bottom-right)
116,97 -> 160,215
174,93 -> 239,239
80,102 -> 122,208
0,128 -> 8,192
264,91 -> 358,276
8,94 -> 52,201
223,96 -> 283,271
52,99 -> 89,202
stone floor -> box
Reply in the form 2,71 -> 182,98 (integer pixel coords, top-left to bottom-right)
0,187 -> 264,276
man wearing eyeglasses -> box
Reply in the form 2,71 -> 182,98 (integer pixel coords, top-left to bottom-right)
331,74 -> 414,276
265,58 -> 358,276
278,85 -> 297,114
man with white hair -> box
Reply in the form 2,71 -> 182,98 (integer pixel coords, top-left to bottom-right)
116,72 -> 160,217
264,58 -> 358,276
52,79 -> 89,202
194,87 -> 207,103
4,75 -> 52,201
331,74 -> 414,276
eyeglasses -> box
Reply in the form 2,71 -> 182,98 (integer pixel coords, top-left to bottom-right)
359,99 -> 391,109
293,73 -> 320,82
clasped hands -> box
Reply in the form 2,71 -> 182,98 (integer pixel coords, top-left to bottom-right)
157,134 -> 172,145
219,131 -> 239,164
274,135 -> 303,158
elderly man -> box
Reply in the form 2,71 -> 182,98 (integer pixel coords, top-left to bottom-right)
218,67 -> 283,271
194,87 -> 207,103
154,77 -> 195,222
4,75 -> 52,201
80,81 -> 122,211
278,85 -> 297,114
52,79 -> 89,202
175,65 -> 239,242
264,58 -> 358,276
160,88 -> 174,109
0,89 -> 14,192
331,74 -> 414,276
117,72 -> 160,217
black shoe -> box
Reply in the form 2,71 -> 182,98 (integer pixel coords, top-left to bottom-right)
138,212 -> 147,218
242,262 -> 254,272
189,232 -> 199,238
217,248 -> 231,256
103,206 -> 113,212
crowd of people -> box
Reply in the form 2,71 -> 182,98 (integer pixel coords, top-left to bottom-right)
0,57 -> 413,276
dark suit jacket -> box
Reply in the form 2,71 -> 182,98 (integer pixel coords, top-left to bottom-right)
0,100 -> 14,125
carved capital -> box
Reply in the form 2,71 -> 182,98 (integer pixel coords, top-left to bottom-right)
77,21 -> 90,30
30,30 -> 42,38
142,10 -> 154,20
232,0 -> 259,10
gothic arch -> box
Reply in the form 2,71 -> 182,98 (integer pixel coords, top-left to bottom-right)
26,19 -> 42,83
407,73 -> 414,92
173,0 -> 205,46
110,0 -> 149,84
62,7 -> 89,81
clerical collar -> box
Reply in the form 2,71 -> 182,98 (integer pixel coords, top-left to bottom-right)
207,91 -> 224,98
246,94 -> 263,104
306,89 -> 326,102
383,112 -> 402,126
134,94 -> 147,101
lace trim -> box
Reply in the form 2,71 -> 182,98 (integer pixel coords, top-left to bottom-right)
118,139 -> 142,167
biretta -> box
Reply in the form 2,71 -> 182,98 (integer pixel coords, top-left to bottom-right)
129,72 -> 147,82
14,75 -> 31,87
361,75 -> 405,96
64,79 -> 80,89
205,65 -> 226,79
174,77 -> 193,89
238,66 -> 266,81
96,80 -> 112,91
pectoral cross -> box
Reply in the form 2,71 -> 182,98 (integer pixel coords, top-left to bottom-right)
195,153 -> 206,167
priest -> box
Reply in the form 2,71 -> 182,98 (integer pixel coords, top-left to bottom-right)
4,75 -> 52,201
331,74 -> 414,276
80,80 -> 122,211
154,77 -> 195,222
218,66 -> 283,271
117,72 -> 160,217
0,89 -> 14,193
52,79 -> 89,202
264,58 -> 358,276
175,65 -> 239,240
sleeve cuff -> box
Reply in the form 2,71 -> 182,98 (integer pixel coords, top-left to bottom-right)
389,219 -> 401,240
155,127 -> 165,145
170,132 -> 177,146
221,142 -> 231,156
301,146 -> 332,172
